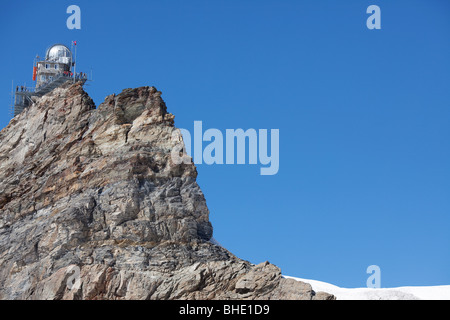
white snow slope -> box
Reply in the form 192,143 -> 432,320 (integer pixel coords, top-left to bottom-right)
284,276 -> 450,300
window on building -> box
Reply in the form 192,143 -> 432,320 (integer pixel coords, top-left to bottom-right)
45,64 -> 49,69
54,65 -> 58,70
40,75 -> 45,81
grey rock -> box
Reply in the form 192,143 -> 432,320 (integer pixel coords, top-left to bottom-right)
0,83 -> 334,300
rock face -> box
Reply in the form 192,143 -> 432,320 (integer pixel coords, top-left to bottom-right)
0,83 -> 334,300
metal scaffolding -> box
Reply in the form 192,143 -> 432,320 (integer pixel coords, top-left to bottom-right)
12,74 -> 87,117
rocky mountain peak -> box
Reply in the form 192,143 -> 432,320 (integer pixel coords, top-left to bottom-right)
0,83 -> 333,300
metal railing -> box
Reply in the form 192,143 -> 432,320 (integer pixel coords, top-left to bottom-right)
11,71 -> 90,117
14,85 -> 35,93
37,72 -> 87,86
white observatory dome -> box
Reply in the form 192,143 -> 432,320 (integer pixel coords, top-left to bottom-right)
45,44 -> 72,65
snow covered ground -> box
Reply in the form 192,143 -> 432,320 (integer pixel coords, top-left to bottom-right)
284,276 -> 450,300
210,239 -> 450,300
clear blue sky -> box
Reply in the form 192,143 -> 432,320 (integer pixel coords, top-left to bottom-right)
1,0 -> 449,288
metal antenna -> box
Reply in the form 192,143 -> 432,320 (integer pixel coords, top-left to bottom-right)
73,41 -> 77,83
10,80 -> 14,118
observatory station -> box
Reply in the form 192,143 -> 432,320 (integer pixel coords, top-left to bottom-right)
12,43 -> 88,117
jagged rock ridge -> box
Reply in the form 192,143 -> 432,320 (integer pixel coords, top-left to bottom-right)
0,83 -> 334,300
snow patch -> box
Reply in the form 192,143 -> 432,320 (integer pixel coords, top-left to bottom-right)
283,276 -> 450,300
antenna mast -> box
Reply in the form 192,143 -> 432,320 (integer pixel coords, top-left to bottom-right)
73,41 -> 77,83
